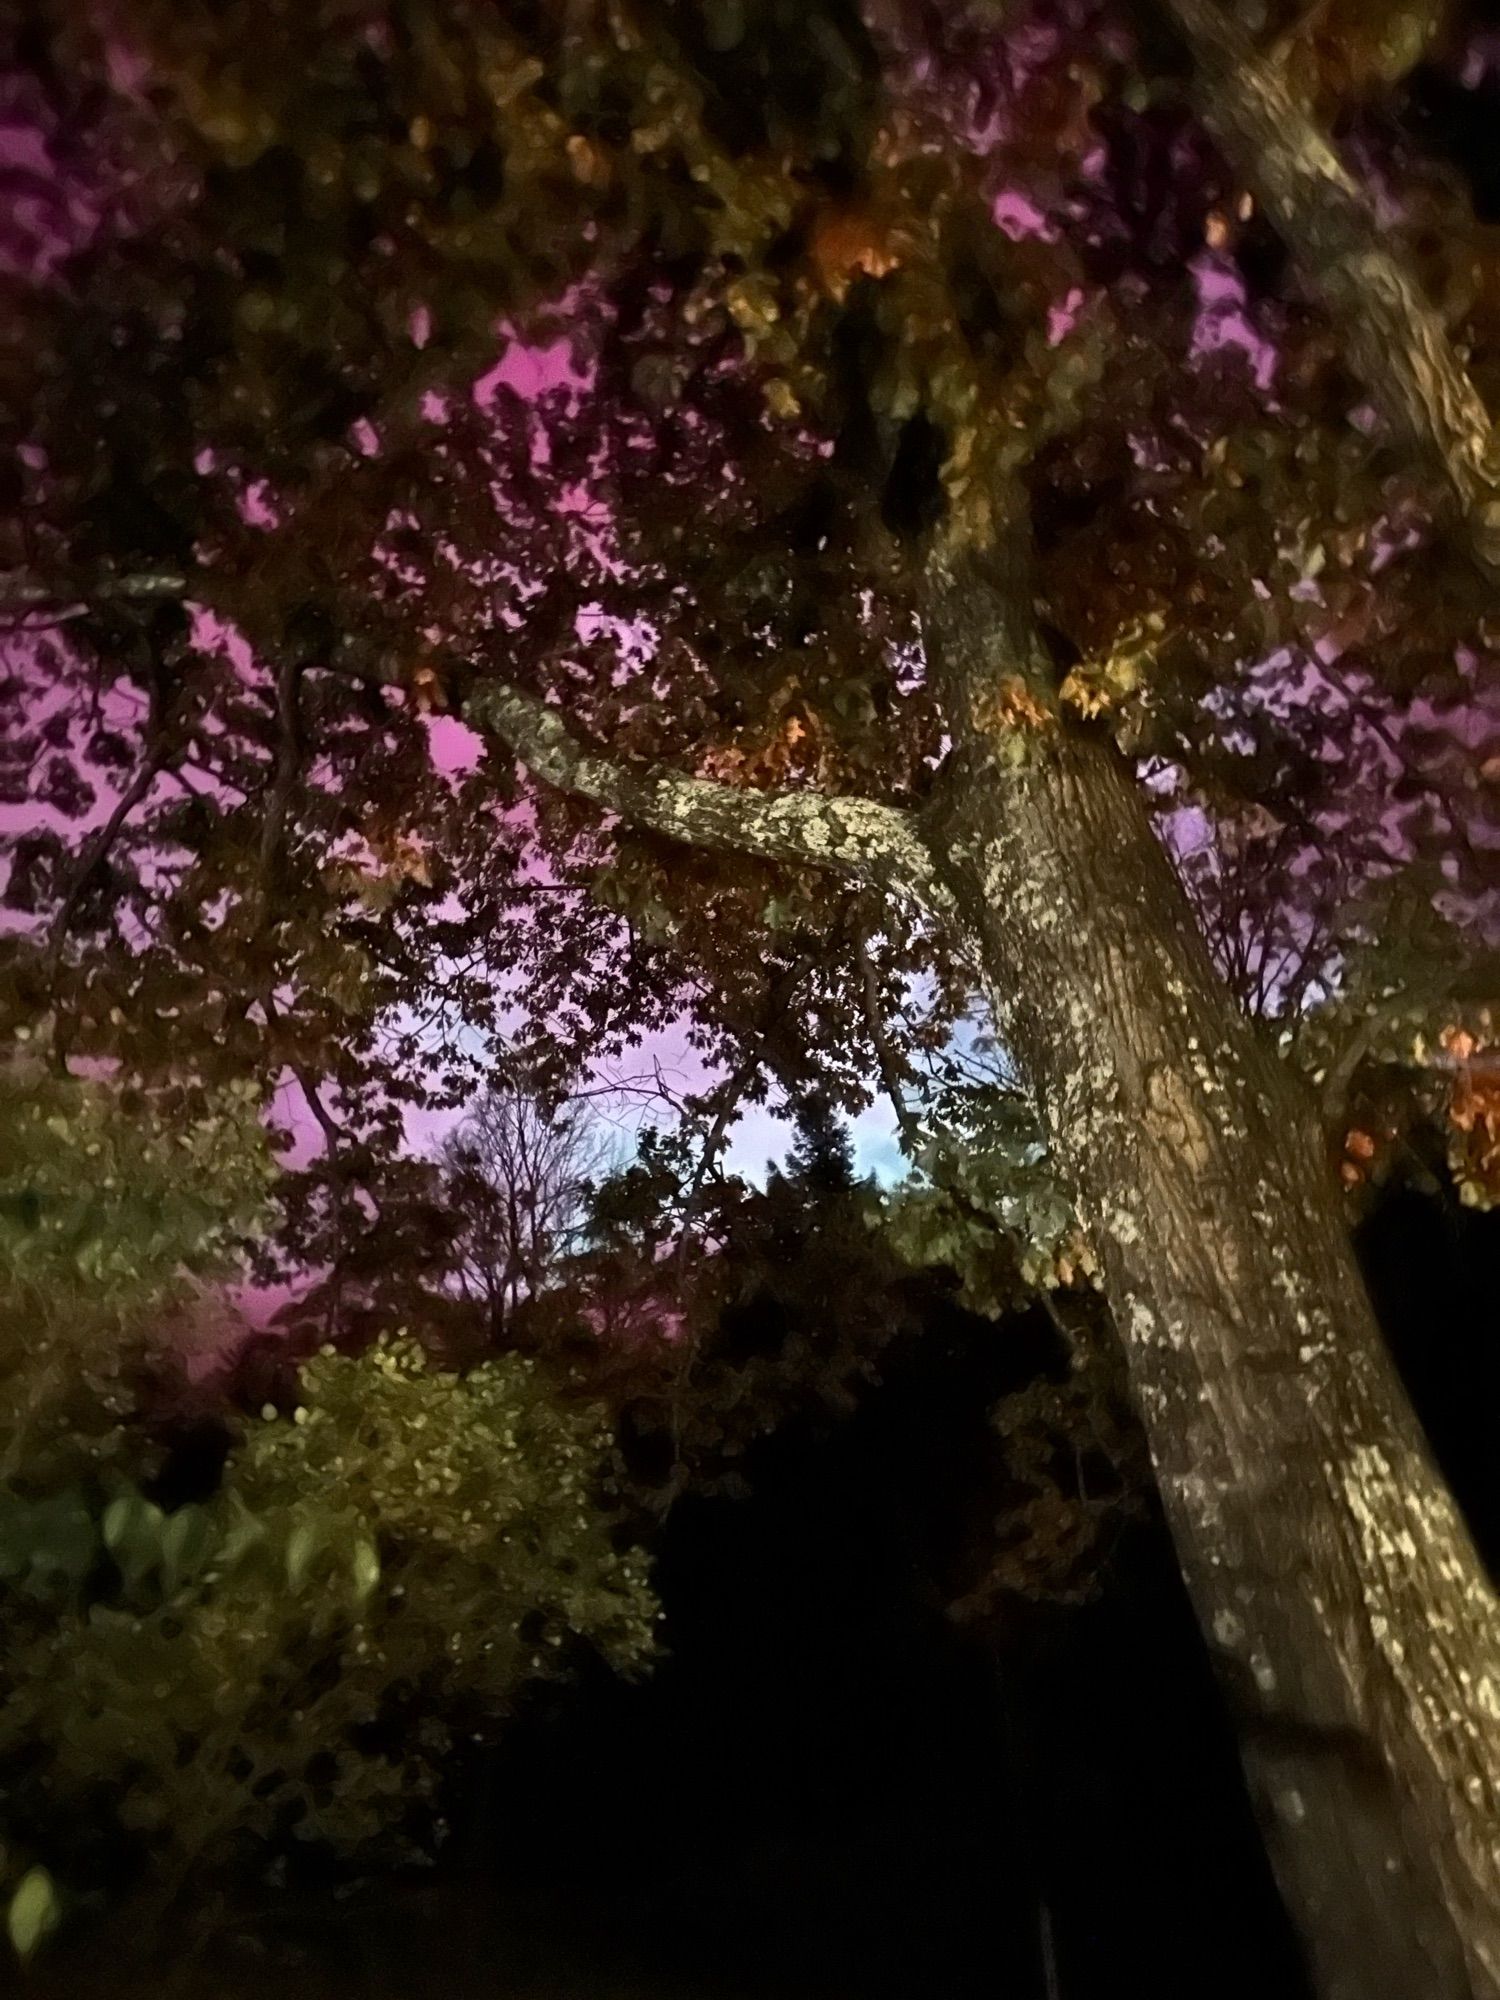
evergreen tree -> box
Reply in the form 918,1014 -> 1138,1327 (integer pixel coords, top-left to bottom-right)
783,1091 -> 860,1195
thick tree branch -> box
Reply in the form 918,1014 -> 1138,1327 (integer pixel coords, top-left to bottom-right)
465,680 -> 949,911
1160,0 -> 1500,576
0,569 -> 953,916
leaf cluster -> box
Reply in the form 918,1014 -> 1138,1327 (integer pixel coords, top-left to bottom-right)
0,1070 -> 657,1955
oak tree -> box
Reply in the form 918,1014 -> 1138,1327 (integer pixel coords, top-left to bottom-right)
4,3 -> 1500,1992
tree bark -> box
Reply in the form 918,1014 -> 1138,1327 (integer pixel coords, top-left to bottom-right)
1159,0 -> 1500,579
474,610 -> 1500,1995
921,547 -> 1500,2000
463,682 -> 951,913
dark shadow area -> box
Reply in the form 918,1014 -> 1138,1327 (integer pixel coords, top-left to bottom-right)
1358,1174 -> 1500,1575
35,1283 -> 1311,2000
462,1295 -> 1309,2000
48,1172 -> 1500,2000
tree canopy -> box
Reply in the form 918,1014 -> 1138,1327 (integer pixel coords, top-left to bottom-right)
5,4 -> 1500,1994
3,0 -> 1495,1262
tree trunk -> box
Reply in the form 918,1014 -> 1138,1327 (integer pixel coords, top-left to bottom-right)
922,553 -> 1500,2000
474,573 -> 1500,1995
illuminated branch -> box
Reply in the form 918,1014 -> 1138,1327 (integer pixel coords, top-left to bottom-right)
465,680 -> 951,913
0,572 -> 947,919
1161,0 -> 1500,575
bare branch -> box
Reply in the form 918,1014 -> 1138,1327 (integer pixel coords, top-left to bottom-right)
675,1056 -> 759,1233
1160,0 -> 1500,575
464,680 -> 949,912
291,1061 -> 345,1163
852,912 -> 1065,1281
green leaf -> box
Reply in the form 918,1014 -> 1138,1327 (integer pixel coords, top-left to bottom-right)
160,1505 -> 217,1594
103,1492 -> 167,1586
8,1867 -> 60,1961
213,1489 -> 267,1569
285,1520 -> 322,1591
350,1536 -> 381,1603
